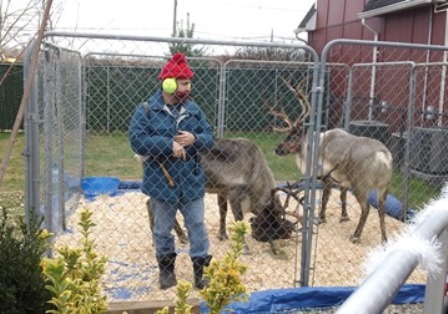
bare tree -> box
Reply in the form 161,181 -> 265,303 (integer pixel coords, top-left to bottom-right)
0,0 -> 63,59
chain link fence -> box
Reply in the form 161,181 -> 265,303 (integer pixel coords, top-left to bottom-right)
25,33 -> 318,304
24,33 -> 447,308
0,63 -> 23,130
301,39 -> 448,292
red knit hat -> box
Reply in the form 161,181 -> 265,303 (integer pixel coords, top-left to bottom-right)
158,52 -> 194,80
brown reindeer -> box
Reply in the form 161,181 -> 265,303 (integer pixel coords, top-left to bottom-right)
270,78 -> 393,244
141,137 -> 300,254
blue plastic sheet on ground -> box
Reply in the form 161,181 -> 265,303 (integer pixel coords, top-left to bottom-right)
118,180 -> 142,190
368,190 -> 416,221
199,284 -> 425,313
277,180 -> 416,223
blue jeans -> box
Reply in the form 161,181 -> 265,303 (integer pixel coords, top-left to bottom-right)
150,197 -> 210,258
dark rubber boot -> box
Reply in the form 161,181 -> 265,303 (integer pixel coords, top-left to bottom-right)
191,255 -> 212,289
157,253 -> 177,290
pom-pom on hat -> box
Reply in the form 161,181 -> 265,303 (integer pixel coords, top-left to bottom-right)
158,52 -> 194,80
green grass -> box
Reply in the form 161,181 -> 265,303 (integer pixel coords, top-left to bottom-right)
84,131 -> 142,179
0,132 -> 26,212
389,170 -> 441,211
0,131 -> 441,215
84,131 -> 300,182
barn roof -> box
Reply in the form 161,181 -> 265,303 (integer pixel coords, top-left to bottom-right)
359,0 -> 440,18
296,3 -> 317,34
298,4 -> 316,29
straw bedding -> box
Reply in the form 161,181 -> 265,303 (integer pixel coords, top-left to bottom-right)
55,188 -> 425,303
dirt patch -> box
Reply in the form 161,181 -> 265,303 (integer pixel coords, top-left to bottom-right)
54,188 -> 425,303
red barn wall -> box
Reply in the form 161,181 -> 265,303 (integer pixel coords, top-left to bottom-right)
307,1 -> 448,129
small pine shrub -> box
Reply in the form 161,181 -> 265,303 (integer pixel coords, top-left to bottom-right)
41,209 -> 109,314
156,221 -> 250,314
0,207 -> 52,314
200,221 -> 249,313
156,281 -> 193,314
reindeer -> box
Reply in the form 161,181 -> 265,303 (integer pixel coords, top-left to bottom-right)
270,78 -> 393,244
139,137 -> 300,254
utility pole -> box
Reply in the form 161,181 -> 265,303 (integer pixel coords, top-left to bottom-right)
172,0 -> 178,36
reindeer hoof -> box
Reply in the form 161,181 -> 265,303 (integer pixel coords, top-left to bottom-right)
339,216 -> 350,223
350,235 -> 360,244
317,217 -> 326,224
217,233 -> 228,241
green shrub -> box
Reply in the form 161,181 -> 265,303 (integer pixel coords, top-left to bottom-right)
200,221 -> 249,313
0,207 -> 51,314
156,221 -> 250,314
41,209 -> 108,314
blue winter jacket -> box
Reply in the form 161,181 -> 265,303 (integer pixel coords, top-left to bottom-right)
129,90 -> 215,202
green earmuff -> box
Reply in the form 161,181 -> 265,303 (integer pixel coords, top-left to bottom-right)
162,78 -> 177,94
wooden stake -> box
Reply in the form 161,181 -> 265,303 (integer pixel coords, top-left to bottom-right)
0,0 -> 54,186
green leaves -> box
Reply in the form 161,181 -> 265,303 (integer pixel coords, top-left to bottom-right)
41,209 -> 109,314
200,221 -> 250,314
155,221 -> 250,314
0,207 -> 51,313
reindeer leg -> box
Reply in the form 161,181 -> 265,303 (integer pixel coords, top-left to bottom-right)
378,190 -> 388,243
174,219 -> 189,245
318,178 -> 332,224
350,190 -> 370,244
146,198 -> 155,232
229,186 -> 251,255
339,187 -> 350,222
269,239 -> 280,255
146,198 -> 188,245
217,193 -> 229,241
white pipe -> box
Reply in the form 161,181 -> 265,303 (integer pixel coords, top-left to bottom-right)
336,197 -> 448,314
420,6 -> 434,123
361,18 -> 379,121
438,11 -> 448,126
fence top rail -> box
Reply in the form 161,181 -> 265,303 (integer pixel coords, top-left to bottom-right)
416,62 -> 448,67
352,61 -> 417,68
84,52 -> 221,62
324,38 -> 448,53
41,31 -> 320,64
222,59 -> 349,69
43,31 -> 309,50
43,41 -> 82,56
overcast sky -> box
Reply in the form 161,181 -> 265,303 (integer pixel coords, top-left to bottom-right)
50,0 -> 314,42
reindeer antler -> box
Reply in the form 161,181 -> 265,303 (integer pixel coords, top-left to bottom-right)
268,106 -> 294,132
273,183 -> 302,223
279,77 -> 311,126
265,77 -> 312,133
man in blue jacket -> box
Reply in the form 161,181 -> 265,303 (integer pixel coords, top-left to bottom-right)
129,52 -> 215,290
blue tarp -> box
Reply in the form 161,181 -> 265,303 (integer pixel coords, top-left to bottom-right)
278,181 -> 417,222
200,284 -> 425,313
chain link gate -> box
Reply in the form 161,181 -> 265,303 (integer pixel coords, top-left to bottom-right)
24,32 -> 322,304
301,39 -> 448,295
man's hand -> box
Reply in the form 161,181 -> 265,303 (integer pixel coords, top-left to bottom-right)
172,141 -> 186,160
174,130 -> 196,147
